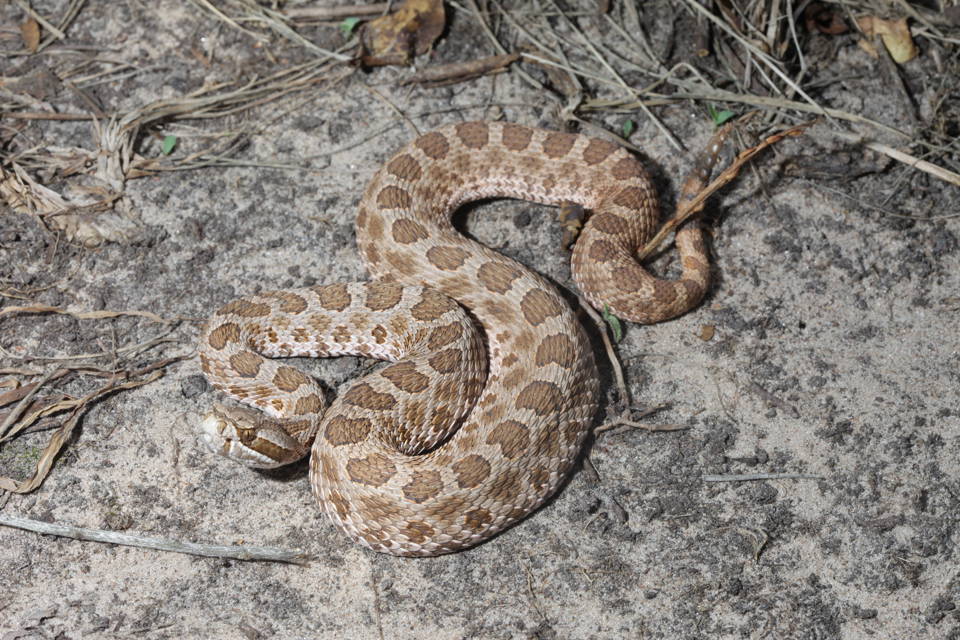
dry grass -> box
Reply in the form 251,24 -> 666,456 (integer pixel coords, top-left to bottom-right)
3,0 -> 957,247
1,0 -> 957,559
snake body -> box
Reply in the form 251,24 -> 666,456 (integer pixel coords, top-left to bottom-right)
198,122 -> 713,556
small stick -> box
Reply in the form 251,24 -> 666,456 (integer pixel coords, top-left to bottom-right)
285,3 -> 388,20
0,513 -> 309,564
0,111 -> 99,121
637,119 -> 813,261
402,53 -> 520,86
0,368 -> 62,440
594,416 -> 687,434
521,50 -> 918,149
364,86 -> 420,137
703,472 -> 823,482
577,296 -> 629,404
830,131 -> 960,187
543,0 -> 682,151
577,299 -> 689,435
465,0 -> 552,96
14,0 -> 67,40
749,381 -> 799,418
0,304 -> 172,324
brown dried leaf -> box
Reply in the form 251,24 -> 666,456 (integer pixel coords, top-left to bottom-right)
558,202 -> 586,250
1,163 -> 70,216
360,0 -> 445,67
20,18 -> 40,52
856,16 -> 917,63
0,371 -> 163,494
0,394 -> 70,432
520,45 -> 580,98
1,164 -> 143,247
0,381 -> 34,409
803,3 -> 847,35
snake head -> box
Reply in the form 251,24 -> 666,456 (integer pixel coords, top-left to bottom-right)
199,403 -> 311,469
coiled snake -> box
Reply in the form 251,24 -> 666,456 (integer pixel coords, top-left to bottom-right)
197,122 -> 717,556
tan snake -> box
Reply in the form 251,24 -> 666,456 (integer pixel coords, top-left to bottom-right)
197,121 -> 719,556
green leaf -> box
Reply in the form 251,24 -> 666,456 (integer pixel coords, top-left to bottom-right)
340,17 -> 360,38
161,135 -> 177,155
602,304 -> 623,343
622,119 -> 635,138
708,104 -> 735,126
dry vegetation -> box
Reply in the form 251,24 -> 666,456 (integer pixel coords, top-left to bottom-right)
1,0 -> 958,561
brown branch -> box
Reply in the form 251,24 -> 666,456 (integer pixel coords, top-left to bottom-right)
402,53 -> 520,87
0,370 -> 164,493
637,119 -> 814,262
0,111 -> 100,121
285,3 -> 388,21
0,304 -> 173,325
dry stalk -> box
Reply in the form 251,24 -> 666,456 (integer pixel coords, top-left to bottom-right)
0,302 -> 189,493
2,60 -> 351,246
0,514 -> 309,564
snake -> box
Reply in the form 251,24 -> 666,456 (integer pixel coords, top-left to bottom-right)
197,121 -> 720,556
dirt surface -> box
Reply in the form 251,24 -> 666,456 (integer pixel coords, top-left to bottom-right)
2,1 -> 959,639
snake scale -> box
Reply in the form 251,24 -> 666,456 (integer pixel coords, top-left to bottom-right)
197,121 -> 719,556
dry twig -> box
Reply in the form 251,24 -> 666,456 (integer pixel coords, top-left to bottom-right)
402,53 -> 520,87
0,514 -> 309,564
637,119 -> 813,262
0,368 -> 170,493
703,473 -> 823,482
0,303 -> 188,493
285,3 -> 388,21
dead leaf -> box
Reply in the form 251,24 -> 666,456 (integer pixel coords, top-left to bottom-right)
856,16 -> 917,63
0,164 -> 143,247
0,371 -> 164,493
0,394 -> 71,432
558,202 -> 586,250
360,0 -> 445,67
20,18 -> 40,52
0,380 -> 36,409
803,3 -> 847,35
520,45 -> 580,97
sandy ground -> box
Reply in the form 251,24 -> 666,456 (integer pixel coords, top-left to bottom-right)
1,1 -> 959,639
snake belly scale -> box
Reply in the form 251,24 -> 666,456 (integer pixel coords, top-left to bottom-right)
198,121 -> 713,556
